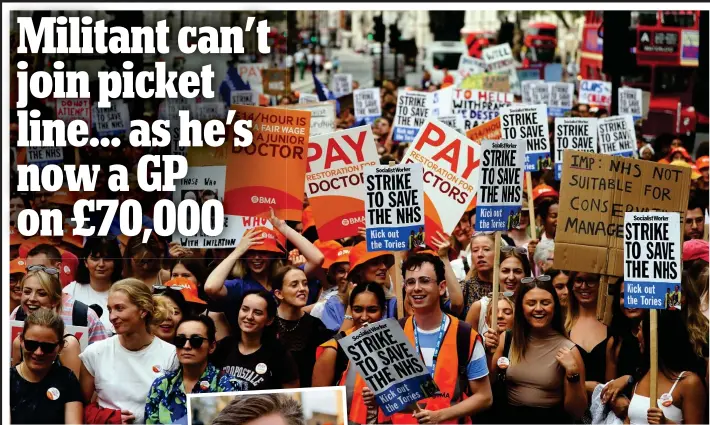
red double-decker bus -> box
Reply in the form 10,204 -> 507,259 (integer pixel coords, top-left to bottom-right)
580,11 -> 702,141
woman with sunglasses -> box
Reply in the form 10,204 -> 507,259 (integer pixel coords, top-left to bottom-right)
145,316 -> 237,425
79,279 -> 178,424
312,283 -> 388,424
565,272 -> 609,398
11,309 -> 83,424
211,290 -> 299,390
489,277 -> 587,423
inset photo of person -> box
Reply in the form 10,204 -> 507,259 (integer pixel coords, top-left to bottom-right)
188,387 -> 346,425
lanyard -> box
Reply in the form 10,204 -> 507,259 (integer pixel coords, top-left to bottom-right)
412,314 -> 447,378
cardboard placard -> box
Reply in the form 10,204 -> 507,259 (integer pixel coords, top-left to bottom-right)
224,105 -> 311,221
305,125 -> 379,241
56,98 -> 91,128
466,117 -> 502,144
598,115 -> 636,157
160,98 -> 196,156
354,88 -> 382,124
521,79 -> 543,104
237,63 -> 268,93
548,83 -> 575,117
11,320 -> 89,351
299,93 -> 320,104
555,151 -> 690,276
92,100 -> 130,137
553,117 -> 598,180
230,90 -> 259,106
401,118 -> 481,248
281,101 -> 336,137
624,212 -> 682,309
365,163 -> 425,252
337,319 -> 438,415
393,90 -> 430,143
332,73 -> 354,97
475,139 -> 526,231
482,43 -> 520,95
618,87 -> 643,121
195,102 -> 226,121
27,147 -> 63,169
500,104 -> 551,171
262,68 -> 291,96
530,81 -> 550,105
579,79 -> 612,108
457,55 -> 487,79
460,73 -> 510,93
452,89 -> 514,132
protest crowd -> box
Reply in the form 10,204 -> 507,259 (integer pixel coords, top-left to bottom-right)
7,25 -> 710,425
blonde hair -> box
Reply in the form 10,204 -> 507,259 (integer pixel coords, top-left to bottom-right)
23,308 -> 65,344
464,234 -> 496,281
485,294 -> 515,328
20,270 -> 63,313
109,278 -> 171,332
231,258 -> 284,280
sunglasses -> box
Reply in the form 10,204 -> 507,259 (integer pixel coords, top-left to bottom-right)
152,285 -> 183,295
23,339 -> 61,353
501,246 -> 528,255
521,275 -> 551,285
473,231 -> 495,236
174,335 -> 209,349
26,265 -> 59,275
488,291 -> 515,298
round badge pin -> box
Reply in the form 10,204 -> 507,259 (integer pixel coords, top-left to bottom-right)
46,387 -> 61,400
199,380 -> 209,390
659,393 -> 673,407
497,356 -> 510,370
152,365 -> 161,373
63,265 -> 70,274
255,363 -> 268,375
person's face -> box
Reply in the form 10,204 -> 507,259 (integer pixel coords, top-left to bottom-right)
21,325 -> 62,372
276,269 -> 309,308
572,273 -> 600,305
552,273 -> 569,307
538,249 -> 555,274
619,282 -> 643,319
171,263 -> 199,286
86,253 -> 115,281
404,262 -> 445,312
31,192 -> 50,209
470,236 -> 494,273
362,256 -> 390,285
671,152 -> 685,162
21,276 -> 58,313
494,299 -> 514,331
517,210 -> 529,229
9,197 -> 24,226
684,208 -> 705,240
500,257 -> 525,294
641,149 -> 654,160
244,250 -> 273,275
329,262 -> 350,289
522,287 -> 556,329
108,291 -> 145,335
701,167 -> 709,185
176,321 -> 214,366
26,254 -> 57,268
238,294 -> 273,335
202,194 -> 216,203
153,296 -> 183,343
131,250 -> 161,276
544,204 -> 559,238
578,105 -> 589,116
453,214 -> 472,245
10,274 -> 24,303
376,119 -> 390,136
351,292 -> 383,329
671,139 -> 683,149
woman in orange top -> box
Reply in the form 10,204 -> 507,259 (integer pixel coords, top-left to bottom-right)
312,283 -> 387,425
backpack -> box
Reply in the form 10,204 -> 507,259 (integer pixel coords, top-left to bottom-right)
15,299 -> 89,327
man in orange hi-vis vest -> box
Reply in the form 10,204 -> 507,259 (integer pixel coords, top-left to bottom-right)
366,253 -> 492,424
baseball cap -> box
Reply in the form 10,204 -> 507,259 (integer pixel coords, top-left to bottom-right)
696,156 -> 709,170
10,258 -> 27,275
348,242 -> 394,277
683,239 -> 709,263
246,226 -> 286,254
532,184 -> 559,202
163,277 -> 207,305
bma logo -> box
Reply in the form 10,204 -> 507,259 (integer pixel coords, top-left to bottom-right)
250,196 -> 276,205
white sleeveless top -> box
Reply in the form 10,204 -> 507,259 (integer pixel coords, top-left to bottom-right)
627,372 -> 686,424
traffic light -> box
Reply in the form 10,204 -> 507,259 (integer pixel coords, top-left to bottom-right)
389,24 -> 401,50
373,15 -> 385,43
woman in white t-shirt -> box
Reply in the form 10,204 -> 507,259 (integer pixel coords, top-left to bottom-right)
79,279 -> 177,424
63,237 -> 124,334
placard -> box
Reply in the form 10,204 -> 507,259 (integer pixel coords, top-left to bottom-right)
475,139 -> 525,231
437,114 -> 466,135
555,151 -> 690,276
530,81 -> 550,105
548,83 -> 575,117
160,98 -> 197,156
27,147 -> 64,169
56,98 -> 91,128
553,117 -> 598,180
457,55 -> 487,79
337,319 -> 437,416
365,163 -> 425,252
11,320 -> 89,351
544,63 -> 563,82
262,68 -> 291,96
237,63 -> 268,93
624,212 -> 681,310
281,101 -> 337,137
393,90 -> 430,143
517,68 -> 541,83
92,100 -> 130,137
466,117 -> 502,144
299,93 -> 320,104
306,125 -> 379,241
598,115 -> 636,157
354,88 -> 382,124
452,89 -> 514,132
579,79 -> 612,107
332,73 -> 354,97
521,79 -> 543,104
195,102 -> 226,121
482,43 -> 520,95
460,73 -> 510,92
618,87 -> 643,121
230,90 -> 259,106
427,86 -> 454,117
500,104 -> 551,171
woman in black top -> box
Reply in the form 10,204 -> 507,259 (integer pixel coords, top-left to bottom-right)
212,290 -> 299,390
272,265 -> 334,387
11,309 -> 83,424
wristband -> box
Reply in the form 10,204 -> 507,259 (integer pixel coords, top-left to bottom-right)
566,373 -> 581,383
344,315 -> 353,321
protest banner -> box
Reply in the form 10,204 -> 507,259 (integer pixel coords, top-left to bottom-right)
500,104 -> 551,171
548,83 -> 575,117
623,212 -> 681,310
332,73 -> 354,97
553,117 -> 598,180
92,100 -> 130,137
306,125 -> 379,240
237,63 -> 268,93
56,98 -> 91,128
337,319 -> 438,416
521,80 -> 543,104
365,163 -> 425,252
618,87 -> 643,121
354,88 -> 382,124
555,151 -> 690,277
517,68 -> 541,83
225,105 -> 311,221
457,55 -> 487,79
427,86 -> 454,117
262,68 -> 291,96
460,73 -> 510,92
466,117 -> 502,144
393,90 -> 430,143
544,63 -> 563,82
230,90 -> 259,106
12,320 -> 89,351
452,89 -> 514,132
281,101 -> 337,137
475,139 -> 525,232
195,102 -> 226,121
401,118 -> 481,248
437,114 -> 466,135
160,98 -> 196,156
530,81 -> 550,105
26,147 -> 64,169
482,43 -> 520,95
598,115 -> 636,157
579,79 -> 612,108
299,93 -> 320,104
